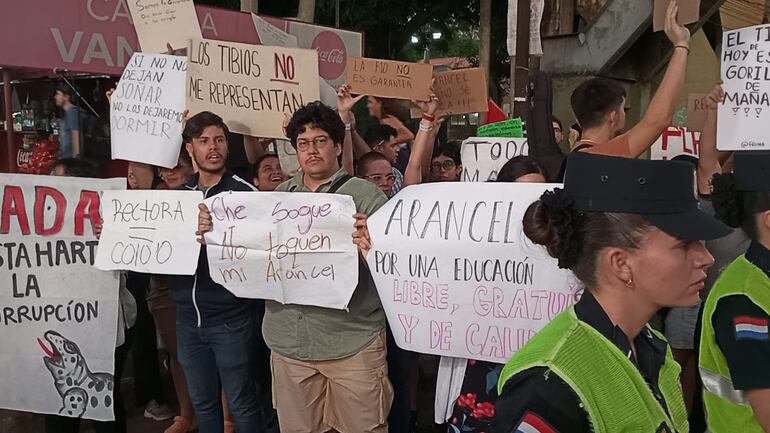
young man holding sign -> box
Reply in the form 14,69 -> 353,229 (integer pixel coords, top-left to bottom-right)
266,101 -> 391,432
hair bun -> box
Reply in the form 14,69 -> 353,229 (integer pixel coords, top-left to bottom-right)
523,189 -> 583,269
711,173 -> 742,228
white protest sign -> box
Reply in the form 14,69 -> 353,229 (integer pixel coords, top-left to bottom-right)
0,174 -> 123,420
718,24 -> 770,150
367,183 -> 577,363
110,53 -> 187,169
95,190 -> 203,275
253,14 -> 299,48
650,126 -> 701,160
276,140 -> 300,177
460,137 -> 529,182
187,38 -> 320,139
126,0 -> 202,53
203,192 -> 358,309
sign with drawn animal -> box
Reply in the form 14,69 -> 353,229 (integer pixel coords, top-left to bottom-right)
0,174 -> 123,421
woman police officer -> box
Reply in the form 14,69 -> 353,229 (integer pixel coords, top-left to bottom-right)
493,152 -> 731,433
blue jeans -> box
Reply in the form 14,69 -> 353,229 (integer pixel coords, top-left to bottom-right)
177,314 -> 259,433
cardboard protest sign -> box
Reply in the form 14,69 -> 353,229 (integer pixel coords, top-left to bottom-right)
203,192 -> 358,309
347,57 -> 433,101
477,118 -> 525,138
110,53 -> 186,169
686,93 -> 708,132
650,126 -> 700,160
718,24 -> 770,151
186,38 -> 320,139
0,174 -> 123,420
411,68 -> 489,117
653,0 -> 700,32
461,137 -> 529,182
95,190 -> 203,275
253,14 -> 299,48
367,183 -> 578,362
126,0 -> 202,53
275,139 -> 300,177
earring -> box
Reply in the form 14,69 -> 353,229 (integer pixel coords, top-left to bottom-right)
626,278 -> 634,288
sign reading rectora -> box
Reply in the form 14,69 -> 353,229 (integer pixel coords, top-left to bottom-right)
461,137 -> 529,182
718,24 -> 770,151
0,174 -> 123,421
366,183 -> 578,363
346,57 -> 433,101
95,190 -> 203,275
203,192 -> 359,309
186,38 -> 320,139
110,53 -> 187,169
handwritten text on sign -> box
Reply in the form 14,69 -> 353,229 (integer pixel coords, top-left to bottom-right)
650,126 -> 700,161
203,192 -> 359,309
186,38 -> 320,139
347,57 -> 433,101
126,0 -> 202,53
0,174 -> 123,421
367,183 -> 577,363
111,53 -> 187,169
95,190 -> 203,275
461,137 -> 529,182
718,24 -> 770,151
411,68 -> 489,117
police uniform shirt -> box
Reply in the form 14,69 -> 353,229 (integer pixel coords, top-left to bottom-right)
712,241 -> 770,390
493,291 -> 671,433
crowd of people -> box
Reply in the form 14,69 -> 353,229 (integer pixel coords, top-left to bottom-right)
11,2 -> 770,433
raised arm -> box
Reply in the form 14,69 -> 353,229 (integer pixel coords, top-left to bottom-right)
337,84 -> 365,175
404,90 -> 440,186
382,115 -> 415,145
625,1 -> 691,157
697,82 -> 732,195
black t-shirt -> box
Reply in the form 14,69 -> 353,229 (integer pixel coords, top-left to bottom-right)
712,241 -> 770,390
493,291 -> 671,433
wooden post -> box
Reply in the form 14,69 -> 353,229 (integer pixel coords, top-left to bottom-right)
240,0 -> 258,14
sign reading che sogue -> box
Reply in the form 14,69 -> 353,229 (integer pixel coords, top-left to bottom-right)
347,57 -> 433,101
187,38 -> 320,139
111,53 -> 187,169
95,190 -> 203,275
0,174 -> 122,421
203,192 -> 359,309
461,137 -> 529,182
367,183 -> 577,363
718,24 -> 770,150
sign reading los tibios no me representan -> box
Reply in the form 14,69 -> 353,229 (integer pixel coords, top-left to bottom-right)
367,182 -> 579,363
203,192 -> 359,310
110,53 -> 187,169
186,38 -> 320,139
95,190 -> 203,275
718,24 -> 770,151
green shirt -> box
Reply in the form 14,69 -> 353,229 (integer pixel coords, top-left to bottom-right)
262,168 -> 389,360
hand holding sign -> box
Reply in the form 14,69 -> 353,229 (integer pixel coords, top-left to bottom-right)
664,1 -> 691,48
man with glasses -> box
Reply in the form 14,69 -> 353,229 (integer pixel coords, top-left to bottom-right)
430,141 -> 463,182
365,124 -> 403,195
262,101 -> 392,433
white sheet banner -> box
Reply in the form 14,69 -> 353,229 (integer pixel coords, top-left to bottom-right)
95,190 -> 203,275
110,53 -> 187,168
203,192 -> 358,309
650,126 -> 700,160
0,174 -> 123,420
367,183 -> 578,363
718,24 -> 770,150
461,137 -> 529,182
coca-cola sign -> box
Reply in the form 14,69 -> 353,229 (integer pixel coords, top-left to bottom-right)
311,31 -> 347,81
17,149 -> 31,168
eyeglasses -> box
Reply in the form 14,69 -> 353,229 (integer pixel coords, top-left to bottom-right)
365,174 -> 396,184
431,160 -> 456,172
296,136 -> 332,152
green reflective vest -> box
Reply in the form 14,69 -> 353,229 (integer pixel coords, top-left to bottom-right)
498,307 -> 688,433
699,256 -> 770,433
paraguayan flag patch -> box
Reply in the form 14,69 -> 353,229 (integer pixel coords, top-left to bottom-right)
515,412 -> 558,433
734,316 -> 769,340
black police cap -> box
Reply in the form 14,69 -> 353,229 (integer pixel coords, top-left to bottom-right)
564,152 -> 731,241
734,151 -> 770,192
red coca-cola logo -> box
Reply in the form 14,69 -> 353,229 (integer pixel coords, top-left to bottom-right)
17,149 -> 31,167
311,31 -> 347,81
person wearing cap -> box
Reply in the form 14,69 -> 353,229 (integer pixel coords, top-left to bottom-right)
699,151 -> 770,433
493,152 -> 730,432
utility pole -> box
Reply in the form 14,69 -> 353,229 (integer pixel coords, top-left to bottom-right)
240,0 -> 258,14
510,0 -> 531,118
479,0 -> 492,122
297,0 -> 317,23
